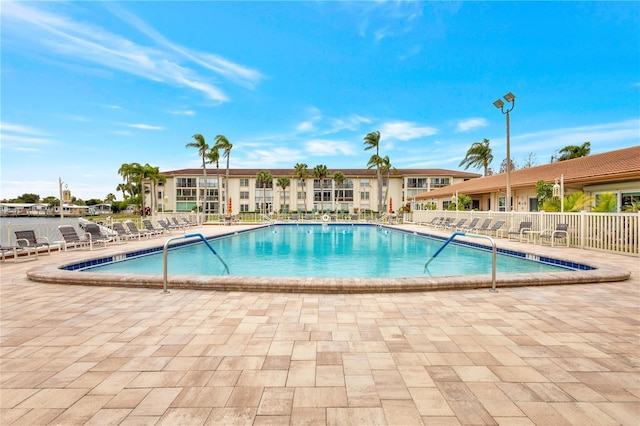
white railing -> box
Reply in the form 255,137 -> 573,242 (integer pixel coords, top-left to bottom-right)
408,210 -> 639,256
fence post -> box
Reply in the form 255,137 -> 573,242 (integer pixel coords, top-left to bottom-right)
580,210 -> 586,249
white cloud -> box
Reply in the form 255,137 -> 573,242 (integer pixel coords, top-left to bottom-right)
0,122 -> 46,135
126,123 -> 165,130
2,2 -> 263,102
511,119 -> 640,156
235,147 -> 303,168
0,123 -> 54,152
306,140 -> 356,156
329,115 -> 372,132
297,121 -> 315,132
168,110 -> 195,116
380,121 -> 437,141
455,117 -> 488,133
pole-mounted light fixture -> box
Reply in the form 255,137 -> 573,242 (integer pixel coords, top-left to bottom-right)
493,92 -> 516,211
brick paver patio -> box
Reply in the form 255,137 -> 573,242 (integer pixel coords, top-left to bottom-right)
1,224 -> 638,425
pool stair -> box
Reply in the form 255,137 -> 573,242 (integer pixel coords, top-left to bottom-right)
162,233 -> 229,294
425,231 -> 498,292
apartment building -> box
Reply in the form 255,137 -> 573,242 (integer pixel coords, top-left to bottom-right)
153,168 -> 481,215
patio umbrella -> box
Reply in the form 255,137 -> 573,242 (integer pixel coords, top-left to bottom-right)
228,197 -> 232,213
389,198 -> 393,213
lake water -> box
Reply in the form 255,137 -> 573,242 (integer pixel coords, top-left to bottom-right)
0,217 -> 79,247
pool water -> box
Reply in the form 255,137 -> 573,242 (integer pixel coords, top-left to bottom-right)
84,225 -> 572,278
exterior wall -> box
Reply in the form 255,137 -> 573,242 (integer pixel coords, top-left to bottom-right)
154,170 -> 474,215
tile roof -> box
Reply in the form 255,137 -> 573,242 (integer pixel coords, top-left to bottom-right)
161,168 -> 481,179
415,145 -> 640,199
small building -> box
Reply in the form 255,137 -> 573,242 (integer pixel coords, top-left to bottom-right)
414,146 -> 640,212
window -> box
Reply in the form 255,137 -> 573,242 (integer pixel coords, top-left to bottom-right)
360,192 -> 370,200
198,177 -> 218,188
498,196 -> 506,212
240,191 -> 249,200
240,178 -> 249,187
407,178 -> 427,189
240,204 -> 249,212
431,177 -> 450,188
176,178 -> 197,188
334,189 -> 354,202
297,191 -> 306,200
622,191 -> 640,212
176,189 -> 197,199
361,179 -> 370,187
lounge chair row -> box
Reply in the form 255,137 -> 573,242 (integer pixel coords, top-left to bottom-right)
421,218 -> 570,246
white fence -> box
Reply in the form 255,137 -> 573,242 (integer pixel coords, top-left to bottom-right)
409,210 -> 639,256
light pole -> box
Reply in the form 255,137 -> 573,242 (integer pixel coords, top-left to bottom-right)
553,174 -> 565,213
493,92 -> 516,211
59,177 -> 64,224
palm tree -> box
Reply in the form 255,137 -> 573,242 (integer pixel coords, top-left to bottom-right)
116,183 -> 128,200
313,164 -> 329,213
105,193 -> 116,204
256,170 -> 273,215
126,162 -> 144,213
364,131 -> 383,213
593,193 -> 617,213
214,135 -> 233,213
293,163 -> 309,212
459,138 -> 493,176
276,177 -> 291,213
186,134 -> 209,215
118,162 -> 137,198
366,153 -> 385,212
554,141 -> 591,162
379,155 -> 396,211
333,171 -> 346,212
145,165 -> 165,212
206,146 -> 222,215
542,191 -> 595,212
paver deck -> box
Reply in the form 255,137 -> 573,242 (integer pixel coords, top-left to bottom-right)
1,223 -> 638,425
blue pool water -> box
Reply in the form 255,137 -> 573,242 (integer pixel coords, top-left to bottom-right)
83,225 -> 574,278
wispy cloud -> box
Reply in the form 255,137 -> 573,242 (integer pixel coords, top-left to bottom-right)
455,118 -> 488,133
105,3 -> 264,90
2,2 -> 263,102
235,146 -> 303,168
380,121 -> 437,141
126,123 -> 165,130
512,119 -> 640,156
329,115 -> 372,132
168,110 -> 195,116
352,1 -> 424,41
0,122 -> 53,152
297,121 -> 316,132
306,139 -> 357,156
0,122 -> 46,135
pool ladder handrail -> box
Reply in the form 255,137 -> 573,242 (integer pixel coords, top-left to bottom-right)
424,231 -> 498,293
162,233 -> 230,294
260,213 -> 275,225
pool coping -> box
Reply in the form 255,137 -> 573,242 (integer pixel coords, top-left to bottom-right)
25,224 -> 631,294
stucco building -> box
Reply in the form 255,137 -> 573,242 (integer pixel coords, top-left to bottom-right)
153,168 -> 481,215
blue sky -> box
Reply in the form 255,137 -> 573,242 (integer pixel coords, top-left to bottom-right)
1,1 -> 639,201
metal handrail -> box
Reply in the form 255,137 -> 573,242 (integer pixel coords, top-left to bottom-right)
424,231 -> 498,293
162,233 -> 229,294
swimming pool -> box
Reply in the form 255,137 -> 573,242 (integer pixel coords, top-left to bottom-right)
82,224 -> 574,278
27,223 -> 629,293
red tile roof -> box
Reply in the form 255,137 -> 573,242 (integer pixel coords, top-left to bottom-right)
415,146 -> 640,199
161,168 -> 481,179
